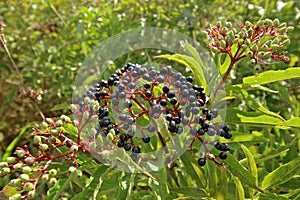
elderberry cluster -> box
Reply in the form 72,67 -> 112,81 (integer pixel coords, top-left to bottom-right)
80,63 -> 232,166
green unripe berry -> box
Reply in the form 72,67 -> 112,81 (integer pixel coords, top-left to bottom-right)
45,118 -> 53,124
49,169 -> 57,176
75,169 -> 82,178
84,96 -> 90,104
271,44 -> 279,50
247,51 -> 253,58
211,47 -> 219,53
7,157 -> 18,164
22,166 -> 32,174
33,135 -> 42,145
233,38 -> 239,43
41,121 -> 48,128
24,182 -> 34,191
10,179 -> 22,187
13,163 -> 24,171
50,129 -> 58,134
280,27 -> 287,34
40,144 -> 49,151
257,52 -> 264,59
83,111 -> 90,119
42,174 -> 49,181
271,38 -> 279,45
55,119 -> 63,126
49,177 -> 57,186
257,20 -> 264,26
273,18 -> 280,26
88,142 -> 96,150
68,166 -> 76,174
16,150 -> 25,158
71,104 -> 78,112
0,162 -> 8,168
261,45 -> 269,51
282,39 -> 290,46
70,145 -> 78,152
107,132 -> 114,141
73,120 -> 79,126
252,44 -> 258,52
216,20 -> 222,27
222,27 -> 228,34
263,52 -> 271,59
279,22 -> 287,28
220,40 -> 226,48
61,115 -> 71,123
228,31 -> 234,39
250,59 -> 256,66
287,26 -> 294,32
28,190 -> 36,199
225,21 -> 232,28
20,173 -> 30,181
265,18 -> 273,27
1,167 -> 10,175
9,193 -> 22,200
24,157 -> 34,166
245,21 -> 252,27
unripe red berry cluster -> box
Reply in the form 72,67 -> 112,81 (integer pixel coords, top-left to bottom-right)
205,19 -> 293,66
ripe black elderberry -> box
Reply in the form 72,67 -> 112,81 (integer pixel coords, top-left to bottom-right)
124,143 -> 131,151
81,62 -> 231,167
142,135 -> 150,143
198,158 -> 206,166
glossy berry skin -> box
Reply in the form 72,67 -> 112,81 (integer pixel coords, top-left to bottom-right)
170,97 -> 177,105
145,91 -> 152,98
198,158 -> 206,166
186,76 -> 193,83
120,134 -> 127,142
124,143 -> 131,151
224,132 -> 232,139
117,141 -> 124,147
142,135 -> 150,143
219,152 -> 227,159
167,91 -> 175,98
176,126 -> 183,134
132,146 -> 140,153
144,83 -> 151,89
160,99 -> 167,106
162,86 -> 170,93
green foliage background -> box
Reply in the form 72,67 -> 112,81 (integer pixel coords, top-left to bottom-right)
0,0 -> 299,199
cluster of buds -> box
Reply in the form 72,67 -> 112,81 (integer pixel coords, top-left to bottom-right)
205,19 -> 294,66
0,115 -> 84,199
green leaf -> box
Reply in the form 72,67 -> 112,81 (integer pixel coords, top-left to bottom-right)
184,41 -> 205,71
72,165 -> 110,200
44,173 -> 76,200
240,137 -> 298,165
243,68 -> 300,85
222,109 -> 300,129
117,172 -> 135,200
227,85 -> 285,121
2,123 -> 34,161
241,144 -> 258,185
258,192 -> 289,200
261,157 -> 300,190
232,176 -> 245,200
151,168 -> 170,199
169,187 -> 207,198
155,54 -> 208,93
241,144 -> 258,199
222,152 -> 262,192
180,152 -> 206,188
